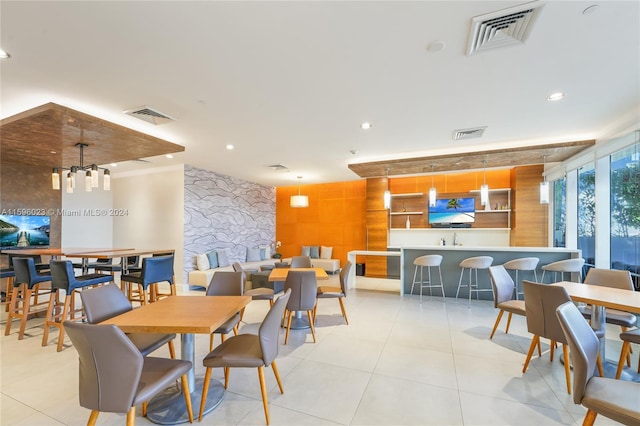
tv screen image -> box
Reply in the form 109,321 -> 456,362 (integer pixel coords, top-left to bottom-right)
428,197 -> 475,224
0,215 -> 51,248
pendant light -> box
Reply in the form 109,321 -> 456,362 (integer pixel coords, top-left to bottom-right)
51,137 -> 111,192
383,168 -> 391,209
540,154 -> 550,204
480,160 -> 489,206
428,164 -> 437,207
290,176 -> 309,208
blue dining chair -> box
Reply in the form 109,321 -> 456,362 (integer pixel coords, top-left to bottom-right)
121,255 -> 175,305
4,257 -> 52,339
42,260 -> 114,351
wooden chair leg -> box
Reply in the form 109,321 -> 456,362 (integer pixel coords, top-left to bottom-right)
142,401 -> 148,417
562,343 -> 571,394
199,367 -> 212,421
87,410 -> 99,426
257,366 -> 270,425
126,406 -> 136,426
583,409 -> 598,426
56,295 -> 73,352
181,374 -> 194,423
284,311 -> 293,344
271,360 -> 284,394
523,335 -> 540,373
209,333 -> 215,352
41,289 -> 58,346
550,340 -> 556,362
490,310 -> 504,339
616,341 -> 631,379
338,297 -> 349,325
596,353 -> 604,377
4,286 -> 20,336
307,310 -> 316,343
18,288 -> 33,340
504,312 -> 513,334
224,367 -> 230,389
168,340 -> 176,359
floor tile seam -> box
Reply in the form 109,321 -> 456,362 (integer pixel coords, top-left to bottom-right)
266,398 -> 348,425
380,339 -> 454,356
298,355 -> 379,375
456,388 -> 572,413
444,296 -> 467,426
370,369 -> 460,392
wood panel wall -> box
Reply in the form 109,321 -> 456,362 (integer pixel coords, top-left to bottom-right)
510,165 -> 549,246
365,177 -> 389,277
276,180 -> 366,267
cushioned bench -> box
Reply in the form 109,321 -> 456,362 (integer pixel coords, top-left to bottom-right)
188,259 -> 278,288
282,257 -> 340,274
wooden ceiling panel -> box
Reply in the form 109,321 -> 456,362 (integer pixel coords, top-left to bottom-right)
348,140 -> 595,178
1,103 -> 184,169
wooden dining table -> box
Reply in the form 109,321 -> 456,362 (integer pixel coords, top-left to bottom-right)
102,295 -> 252,424
553,281 -> 640,380
268,267 -> 328,329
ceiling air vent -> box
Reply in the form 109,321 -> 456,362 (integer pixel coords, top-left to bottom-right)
466,1 -> 544,56
124,106 -> 175,125
268,164 -> 289,172
453,126 -> 487,141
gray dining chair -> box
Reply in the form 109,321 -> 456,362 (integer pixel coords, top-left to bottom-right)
284,270 -> 318,344
290,256 -> 312,268
579,268 -> 637,330
64,321 -> 193,425
206,271 -> 243,351
199,289 -> 291,425
315,261 -> 352,325
80,284 -> 176,358
556,302 -> 640,426
487,265 -> 526,339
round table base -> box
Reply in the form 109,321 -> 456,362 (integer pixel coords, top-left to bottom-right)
146,377 -> 225,424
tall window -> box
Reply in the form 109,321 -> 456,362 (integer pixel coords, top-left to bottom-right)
578,163 -> 595,267
610,143 -> 640,287
553,178 -> 566,247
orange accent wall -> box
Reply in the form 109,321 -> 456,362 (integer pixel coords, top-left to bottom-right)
276,180 -> 367,266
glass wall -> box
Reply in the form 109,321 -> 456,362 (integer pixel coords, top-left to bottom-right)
553,178 -> 566,247
610,143 -> 640,288
577,163 -> 595,268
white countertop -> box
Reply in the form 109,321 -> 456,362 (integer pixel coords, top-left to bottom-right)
395,246 -> 580,253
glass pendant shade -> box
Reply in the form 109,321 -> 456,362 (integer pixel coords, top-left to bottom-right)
66,172 -> 73,193
290,195 -> 309,208
90,165 -> 99,187
383,190 -> 391,209
428,187 -> 437,207
51,168 -> 60,190
103,170 -> 111,191
540,181 -> 550,204
480,184 -> 489,205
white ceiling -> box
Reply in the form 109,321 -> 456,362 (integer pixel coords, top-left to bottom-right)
1,1 -> 638,187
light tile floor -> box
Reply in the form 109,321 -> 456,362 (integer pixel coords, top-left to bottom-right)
0,276 -> 632,425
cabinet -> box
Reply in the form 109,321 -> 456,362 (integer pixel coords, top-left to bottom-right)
389,193 -> 425,229
470,188 -> 511,229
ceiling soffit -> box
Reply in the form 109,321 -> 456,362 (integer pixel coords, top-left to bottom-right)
348,140 -> 595,178
0,103 -> 184,169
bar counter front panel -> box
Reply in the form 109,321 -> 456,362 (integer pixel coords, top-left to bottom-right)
400,246 -> 582,299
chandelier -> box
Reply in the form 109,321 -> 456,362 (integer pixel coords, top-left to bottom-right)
51,142 -> 110,193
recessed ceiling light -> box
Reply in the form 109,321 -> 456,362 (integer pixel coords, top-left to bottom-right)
50,151 -> 57,154
427,40 -> 446,52
583,4 -> 599,15
547,92 -> 565,101
0,49 -> 10,59
360,122 -> 372,130
110,163 -> 118,167
165,154 -> 173,159
226,144 -> 234,150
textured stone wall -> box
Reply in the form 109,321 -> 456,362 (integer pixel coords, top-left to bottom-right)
183,164 -> 275,280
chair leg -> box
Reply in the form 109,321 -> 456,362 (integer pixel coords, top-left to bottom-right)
209,333 -> 215,352
126,407 -> 136,426
562,343 -> 571,394
18,288 -> 33,340
224,367 -> 230,389
307,310 -> 316,343
271,360 -> 284,394
284,311 -> 293,344
142,402 -> 148,417
56,295 -> 73,352
596,353 -> 604,378
41,289 -> 58,346
523,335 -> 540,373
199,367 -> 212,421
4,286 -> 20,336
583,409 -> 598,426
257,366 -> 270,425
168,340 -> 176,359
550,340 -> 555,362
615,341 -> 630,379
181,374 -> 194,423
87,410 -> 99,426
504,312 -> 513,335
490,310 -> 504,339
338,297 -> 349,325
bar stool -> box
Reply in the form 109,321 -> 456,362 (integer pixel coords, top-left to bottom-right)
616,328 -> 640,379
541,258 -> 585,283
121,255 -> 175,305
42,260 -> 114,351
455,256 -> 493,303
501,257 -> 539,300
410,255 -> 445,301
4,257 -> 52,340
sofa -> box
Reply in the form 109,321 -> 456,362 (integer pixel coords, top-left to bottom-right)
283,245 -> 340,274
187,246 -> 278,288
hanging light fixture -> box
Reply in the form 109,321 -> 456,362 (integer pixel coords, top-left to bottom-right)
383,168 -> 391,209
540,154 -> 550,204
290,176 -> 309,208
480,159 -> 489,206
428,164 -> 437,207
51,132 -> 111,193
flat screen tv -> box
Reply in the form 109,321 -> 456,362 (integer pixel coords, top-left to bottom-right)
0,214 -> 51,248
428,197 -> 475,224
